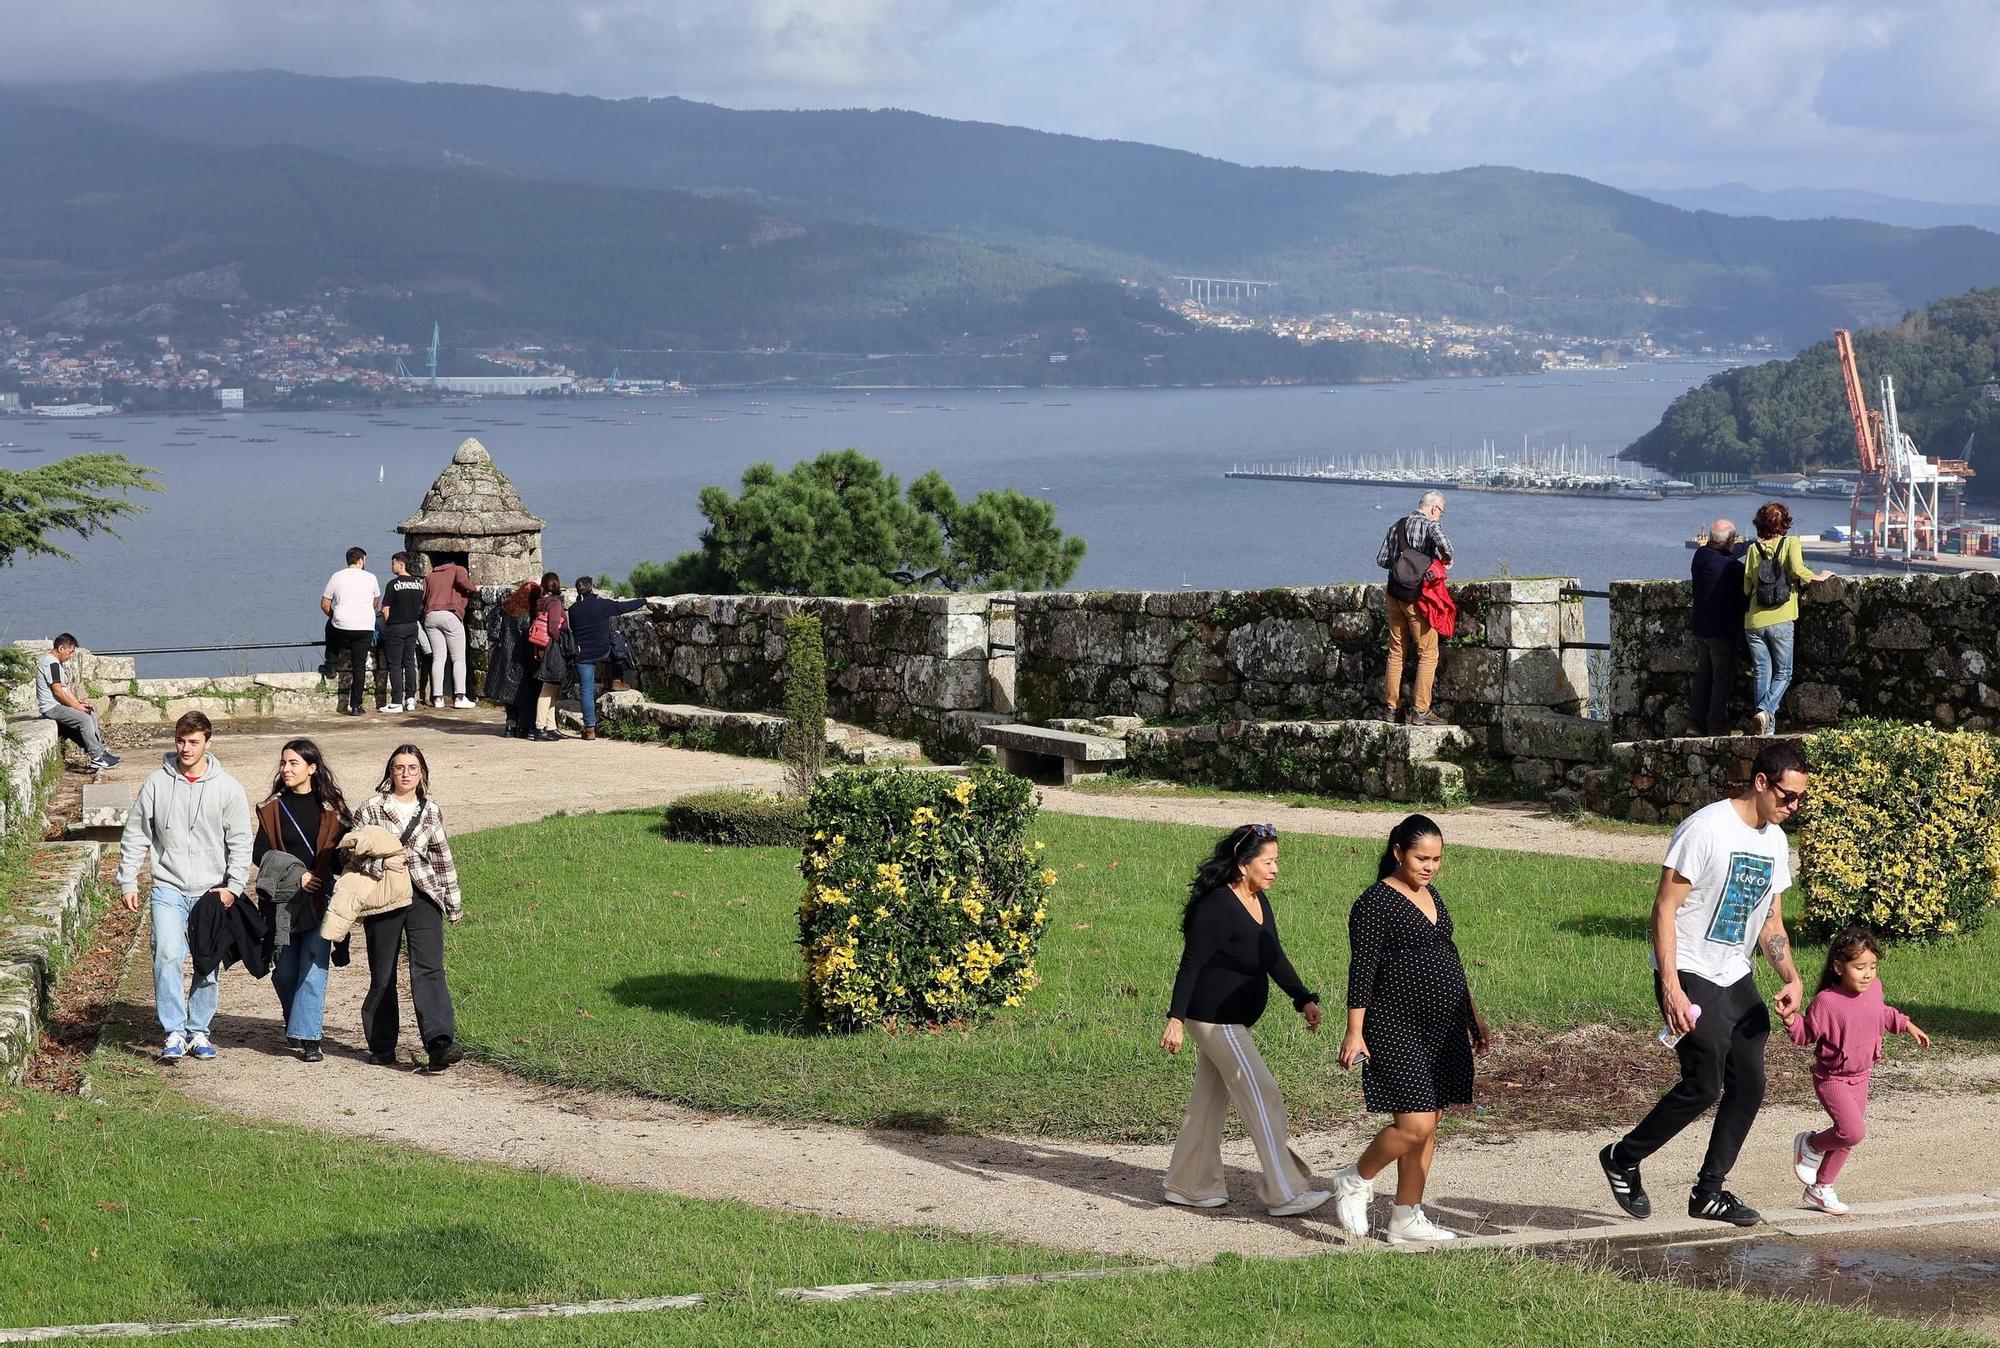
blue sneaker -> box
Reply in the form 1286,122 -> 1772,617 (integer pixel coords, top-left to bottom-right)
187,1032 -> 218,1061
159,1031 -> 187,1062
91,753 -> 120,770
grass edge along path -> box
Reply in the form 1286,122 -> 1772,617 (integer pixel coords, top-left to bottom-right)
0,1077 -> 1101,1331
0,1250 -> 1979,1348
445,808 -> 1998,1141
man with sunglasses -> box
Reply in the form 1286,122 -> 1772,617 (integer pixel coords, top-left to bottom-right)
1599,740 -> 1808,1227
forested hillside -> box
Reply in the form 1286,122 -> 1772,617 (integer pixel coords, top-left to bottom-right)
1624,288 -> 2000,493
28,70 -> 2000,346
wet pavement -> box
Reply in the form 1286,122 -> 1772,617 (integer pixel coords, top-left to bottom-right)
1543,1217 -> 2000,1338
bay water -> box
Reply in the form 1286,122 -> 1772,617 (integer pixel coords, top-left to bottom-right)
1,365 -> 1856,676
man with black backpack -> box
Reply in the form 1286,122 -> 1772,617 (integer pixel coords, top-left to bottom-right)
1376,490 -> 1453,726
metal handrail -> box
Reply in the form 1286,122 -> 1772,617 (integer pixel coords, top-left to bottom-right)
1559,587 -> 1612,600
90,641 -> 324,657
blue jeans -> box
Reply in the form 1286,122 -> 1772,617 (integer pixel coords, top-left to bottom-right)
272,926 -> 332,1041
578,659 -> 600,728
151,886 -> 220,1037
1746,622 -> 1795,731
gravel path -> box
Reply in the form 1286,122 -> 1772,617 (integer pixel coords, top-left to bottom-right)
104,714 -> 1990,1264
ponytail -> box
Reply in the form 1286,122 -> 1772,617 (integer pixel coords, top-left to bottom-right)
1377,813 -> 1443,881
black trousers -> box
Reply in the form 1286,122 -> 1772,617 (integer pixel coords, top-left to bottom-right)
360,896 -> 456,1056
382,622 -> 422,705
332,627 -> 373,712
1688,635 -> 1740,736
1614,970 -> 1768,1193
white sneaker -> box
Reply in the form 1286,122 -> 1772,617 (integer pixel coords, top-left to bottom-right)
1752,709 -> 1771,735
1793,1130 -> 1824,1186
433,696 -> 446,709
187,1031 -> 217,1060
1386,1204 -> 1458,1245
1803,1183 -> 1850,1215
159,1030 -> 188,1062
453,697 -> 477,709
1267,1188 -> 1331,1218
1162,1190 -> 1228,1209
384,701 -> 406,713
1332,1164 -> 1373,1237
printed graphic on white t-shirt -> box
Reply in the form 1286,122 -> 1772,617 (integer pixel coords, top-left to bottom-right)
1706,851 -> 1777,947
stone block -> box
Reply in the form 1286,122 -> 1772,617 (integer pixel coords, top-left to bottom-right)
1789,682 -> 1845,725
253,671 -> 326,692
1434,648 -> 1504,704
1499,707 -> 1610,762
1502,648 -> 1589,708
1222,618 -> 1325,682
1867,610 -> 1932,651
82,655 -> 137,684
1488,602 -> 1561,650
987,654 -> 1017,715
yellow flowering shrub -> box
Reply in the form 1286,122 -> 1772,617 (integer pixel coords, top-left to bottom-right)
1798,719 -> 2000,941
799,766 -> 1054,1030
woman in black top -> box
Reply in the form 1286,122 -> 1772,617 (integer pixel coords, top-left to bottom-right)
1329,814 -> 1490,1244
1160,824 -> 1330,1218
252,738 -> 351,1063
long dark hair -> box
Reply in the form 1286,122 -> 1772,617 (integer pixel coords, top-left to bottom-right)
1183,824 -> 1275,934
377,742 -> 432,806
1818,925 -> 1882,992
263,737 -> 351,826
1377,813 -> 1443,881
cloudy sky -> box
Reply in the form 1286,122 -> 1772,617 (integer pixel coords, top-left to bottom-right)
6,0 -> 1999,200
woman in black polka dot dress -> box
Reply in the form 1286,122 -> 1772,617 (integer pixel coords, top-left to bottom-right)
1328,814 -> 1490,1244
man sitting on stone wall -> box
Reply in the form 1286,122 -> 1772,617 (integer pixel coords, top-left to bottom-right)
35,633 -> 118,771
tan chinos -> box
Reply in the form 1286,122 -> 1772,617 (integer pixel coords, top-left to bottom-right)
1383,594 -> 1438,715
1164,1019 -> 1316,1208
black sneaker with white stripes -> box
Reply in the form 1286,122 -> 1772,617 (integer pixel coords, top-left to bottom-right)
1598,1143 -> 1650,1218
1688,1189 -> 1761,1226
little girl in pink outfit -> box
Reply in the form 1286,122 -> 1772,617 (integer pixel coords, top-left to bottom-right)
1780,926 -> 1929,1214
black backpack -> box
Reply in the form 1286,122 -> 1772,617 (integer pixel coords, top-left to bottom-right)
1386,517 -> 1431,603
1752,538 -> 1791,609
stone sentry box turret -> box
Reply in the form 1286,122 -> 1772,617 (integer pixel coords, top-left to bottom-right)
396,437 -> 547,587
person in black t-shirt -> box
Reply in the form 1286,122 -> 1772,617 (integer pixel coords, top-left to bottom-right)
1160,824 -> 1331,1218
379,552 -> 427,713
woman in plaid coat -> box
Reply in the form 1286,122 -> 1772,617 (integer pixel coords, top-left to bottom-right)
349,743 -> 465,1072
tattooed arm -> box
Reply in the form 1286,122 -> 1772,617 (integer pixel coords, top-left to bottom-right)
1758,895 -> 1805,1017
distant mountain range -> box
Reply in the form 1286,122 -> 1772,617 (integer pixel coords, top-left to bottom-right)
10,70 -> 2000,360
1636,184 -> 2000,235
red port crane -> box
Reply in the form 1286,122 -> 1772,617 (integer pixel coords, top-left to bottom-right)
1835,328 -> 1971,560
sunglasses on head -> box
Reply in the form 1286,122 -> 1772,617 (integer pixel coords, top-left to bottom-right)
1236,823 -> 1278,850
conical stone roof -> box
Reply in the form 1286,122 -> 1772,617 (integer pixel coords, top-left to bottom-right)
396,437 -> 546,537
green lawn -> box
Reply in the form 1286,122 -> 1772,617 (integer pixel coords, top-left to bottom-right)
446,808 -> 2000,1140
0,1079 -> 1091,1330
1064,774 -> 1428,813
51,1255 -> 1982,1348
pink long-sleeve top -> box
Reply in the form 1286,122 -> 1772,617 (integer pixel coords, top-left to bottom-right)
1786,979 -> 1909,1079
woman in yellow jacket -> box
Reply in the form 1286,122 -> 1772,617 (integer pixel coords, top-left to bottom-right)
1743,502 -> 1832,734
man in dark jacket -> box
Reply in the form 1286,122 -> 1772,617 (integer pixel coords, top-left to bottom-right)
1688,519 -> 1749,735
566,577 -> 649,740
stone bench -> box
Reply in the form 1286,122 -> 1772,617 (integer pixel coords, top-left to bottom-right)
80,783 -> 134,832
980,723 -> 1127,784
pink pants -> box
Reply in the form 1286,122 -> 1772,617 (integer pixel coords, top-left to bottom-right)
1808,1073 -> 1870,1183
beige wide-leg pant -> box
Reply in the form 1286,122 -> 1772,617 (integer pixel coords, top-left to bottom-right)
1164,1019 -> 1315,1208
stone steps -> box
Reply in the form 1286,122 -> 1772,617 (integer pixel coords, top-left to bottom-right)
824,726 -> 924,766
0,841 -> 107,1084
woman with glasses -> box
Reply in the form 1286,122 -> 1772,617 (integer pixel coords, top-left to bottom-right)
348,743 -> 465,1072
1329,813 -> 1488,1244
1161,823 -> 1330,1217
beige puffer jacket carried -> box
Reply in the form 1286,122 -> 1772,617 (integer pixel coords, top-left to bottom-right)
318,825 -> 415,942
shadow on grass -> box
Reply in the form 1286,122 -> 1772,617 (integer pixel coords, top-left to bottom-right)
1554,913 -> 1651,943
183,1224 -> 556,1312
1893,1001 -> 2000,1045
607,972 -> 803,1032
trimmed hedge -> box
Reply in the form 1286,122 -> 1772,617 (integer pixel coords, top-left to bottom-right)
798,767 -> 1054,1031
662,789 -> 809,847
1799,719 -> 2000,940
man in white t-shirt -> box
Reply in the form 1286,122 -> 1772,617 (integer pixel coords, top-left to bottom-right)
321,546 -> 381,715
1599,740 -> 1807,1229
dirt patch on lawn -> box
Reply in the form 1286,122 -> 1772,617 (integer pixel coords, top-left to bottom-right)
26,851 -> 137,1095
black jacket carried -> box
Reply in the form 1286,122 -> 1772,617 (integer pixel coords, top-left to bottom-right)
189,888 -> 273,982
484,606 -> 531,704
535,624 -> 581,689
1689,540 -> 1750,639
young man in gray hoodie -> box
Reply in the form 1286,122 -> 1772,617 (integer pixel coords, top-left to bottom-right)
118,711 -> 254,1062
